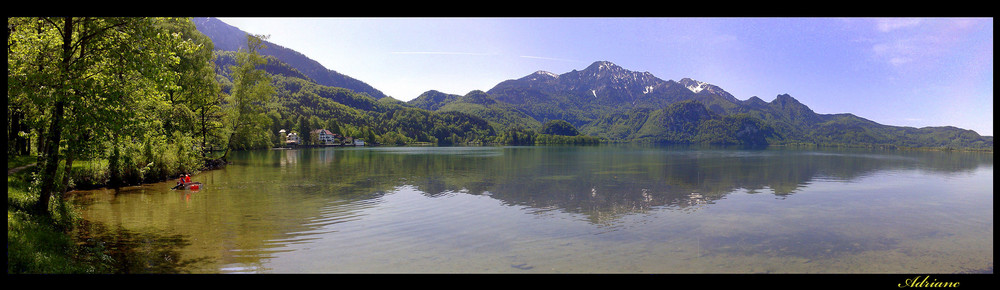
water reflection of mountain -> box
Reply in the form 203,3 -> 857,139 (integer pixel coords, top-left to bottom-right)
238,146 -> 992,225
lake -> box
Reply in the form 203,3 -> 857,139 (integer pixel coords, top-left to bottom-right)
69,145 -> 993,273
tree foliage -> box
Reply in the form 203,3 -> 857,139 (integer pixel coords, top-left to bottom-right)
220,33 -> 274,158
540,119 -> 580,136
8,17 -> 207,214
7,17 -> 281,217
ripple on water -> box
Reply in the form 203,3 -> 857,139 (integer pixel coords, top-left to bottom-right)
699,231 -> 900,261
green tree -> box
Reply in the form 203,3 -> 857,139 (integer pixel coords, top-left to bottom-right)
221,34 -> 274,160
325,118 -> 342,136
9,17 -> 186,215
296,115 -> 312,145
540,119 -> 580,136
157,18 -> 224,156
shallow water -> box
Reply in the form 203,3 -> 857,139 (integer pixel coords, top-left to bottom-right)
70,145 -> 993,273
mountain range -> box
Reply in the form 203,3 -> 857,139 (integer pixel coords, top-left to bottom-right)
193,17 -> 992,150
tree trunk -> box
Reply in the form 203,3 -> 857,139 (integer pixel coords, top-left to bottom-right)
109,134 -> 121,189
35,17 -> 73,215
200,106 -> 208,158
36,126 -> 47,164
35,101 -> 64,215
221,129 -> 236,162
7,105 -> 30,156
60,147 -> 75,193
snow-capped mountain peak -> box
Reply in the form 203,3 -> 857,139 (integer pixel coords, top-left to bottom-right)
678,78 -> 738,102
534,70 -> 559,78
685,79 -> 709,93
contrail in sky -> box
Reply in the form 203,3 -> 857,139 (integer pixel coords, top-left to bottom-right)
390,52 -> 581,63
391,51 -> 496,56
519,55 -> 583,63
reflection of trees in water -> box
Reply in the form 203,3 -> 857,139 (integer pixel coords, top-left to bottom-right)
82,147 -> 986,273
73,220 -> 212,274
323,146 -> 991,224
230,146 -> 991,227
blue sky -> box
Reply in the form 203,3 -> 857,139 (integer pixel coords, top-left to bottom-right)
216,17 -> 993,136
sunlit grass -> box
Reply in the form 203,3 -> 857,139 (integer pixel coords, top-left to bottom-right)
7,161 -> 106,274
7,210 -> 79,273
8,167 -> 70,273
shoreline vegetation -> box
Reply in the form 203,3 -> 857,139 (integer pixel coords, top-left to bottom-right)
8,17 -> 274,273
7,153 -> 228,273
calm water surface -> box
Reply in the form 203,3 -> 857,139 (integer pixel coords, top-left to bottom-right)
70,145 -> 993,273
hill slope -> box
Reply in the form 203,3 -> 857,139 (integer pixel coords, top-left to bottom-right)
421,90 -> 543,132
193,17 -> 390,100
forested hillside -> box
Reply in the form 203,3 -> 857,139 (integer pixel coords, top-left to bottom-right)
234,59 -> 499,146
197,18 -> 597,147
192,17 -> 389,100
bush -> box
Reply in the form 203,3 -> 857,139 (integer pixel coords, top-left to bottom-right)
101,132 -> 206,187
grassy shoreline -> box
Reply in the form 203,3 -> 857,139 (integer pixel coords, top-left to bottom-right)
7,159 -> 95,273
7,154 -> 227,274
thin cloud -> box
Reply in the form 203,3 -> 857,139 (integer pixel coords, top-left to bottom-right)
872,41 -> 917,66
868,18 -> 984,68
870,19 -> 925,67
391,51 -> 496,56
519,55 -> 583,63
869,18 -> 949,67
875,18 -> 922,32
